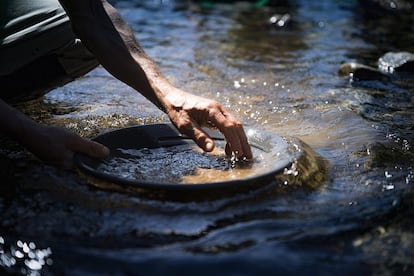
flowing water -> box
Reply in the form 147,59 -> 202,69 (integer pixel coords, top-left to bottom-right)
94,141 -> 283,184
1,0 -> 414,275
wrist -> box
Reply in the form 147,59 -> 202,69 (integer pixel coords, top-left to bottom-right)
147,78 -> 183,114
0,100 -> 39,144
13,116 -> 44,148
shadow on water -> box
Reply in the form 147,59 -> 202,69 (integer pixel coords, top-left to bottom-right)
1,0 -> 414,275
0,135 -> 331,275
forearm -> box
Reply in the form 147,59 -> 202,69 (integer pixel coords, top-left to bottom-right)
58,0 -> 173,112
0,99 -> 110,168
58,0 -> 252,158
0,99 -> 39,145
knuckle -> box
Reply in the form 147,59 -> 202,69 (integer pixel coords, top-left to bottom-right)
234,120 -> 243,128
223,119 -> 242,129
176,119 -> 192,133
222,121 -> 234,129
194,130 -> 205,140
207,100 -> 220,111
207,99 -> 219,106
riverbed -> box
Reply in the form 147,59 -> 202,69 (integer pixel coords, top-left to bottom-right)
1,0 -> 413,275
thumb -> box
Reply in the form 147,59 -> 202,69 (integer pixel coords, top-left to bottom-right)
73,138 -> 110,159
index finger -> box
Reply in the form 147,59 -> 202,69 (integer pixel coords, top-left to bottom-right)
209,107 -> 253,159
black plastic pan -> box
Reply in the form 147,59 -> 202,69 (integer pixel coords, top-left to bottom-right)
75,123 -> 296,191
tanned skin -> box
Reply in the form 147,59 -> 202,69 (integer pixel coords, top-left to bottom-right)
0,0 -> 252,169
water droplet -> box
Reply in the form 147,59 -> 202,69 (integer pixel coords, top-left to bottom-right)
14,250 -> 24,259
25,259 -> 42,270
233,80 -> 241,89
28,251 -> 36,259
22,243 -> 30,253
353,238 -> 363,247
17,240 -> 23,248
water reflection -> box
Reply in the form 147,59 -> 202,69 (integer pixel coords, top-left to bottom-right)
1,0 -> 414,275
189,0 -> 306,81
341,0 -> 414,65
0,237 -> 53,275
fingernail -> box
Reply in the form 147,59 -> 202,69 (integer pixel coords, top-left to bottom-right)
100,145 -> 110,157
205,141 -> 214,152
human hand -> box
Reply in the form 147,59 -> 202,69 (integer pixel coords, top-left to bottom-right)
163,89 -> 253,159
24,124 -> 110,169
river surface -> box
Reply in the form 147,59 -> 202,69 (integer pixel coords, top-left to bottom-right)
1,0 -> 414,275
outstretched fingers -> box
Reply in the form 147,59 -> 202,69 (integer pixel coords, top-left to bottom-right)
169,97 -> 252,159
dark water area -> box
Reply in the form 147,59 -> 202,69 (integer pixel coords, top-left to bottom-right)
1,0 -> 414,275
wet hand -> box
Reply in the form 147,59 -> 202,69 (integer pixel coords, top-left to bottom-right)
25,124 -> 110,170
164,90 -> 253,159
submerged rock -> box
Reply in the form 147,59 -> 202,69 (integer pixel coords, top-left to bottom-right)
378,51 -> 414,73
338,62 -> 390,81
339,51 -> 414,87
